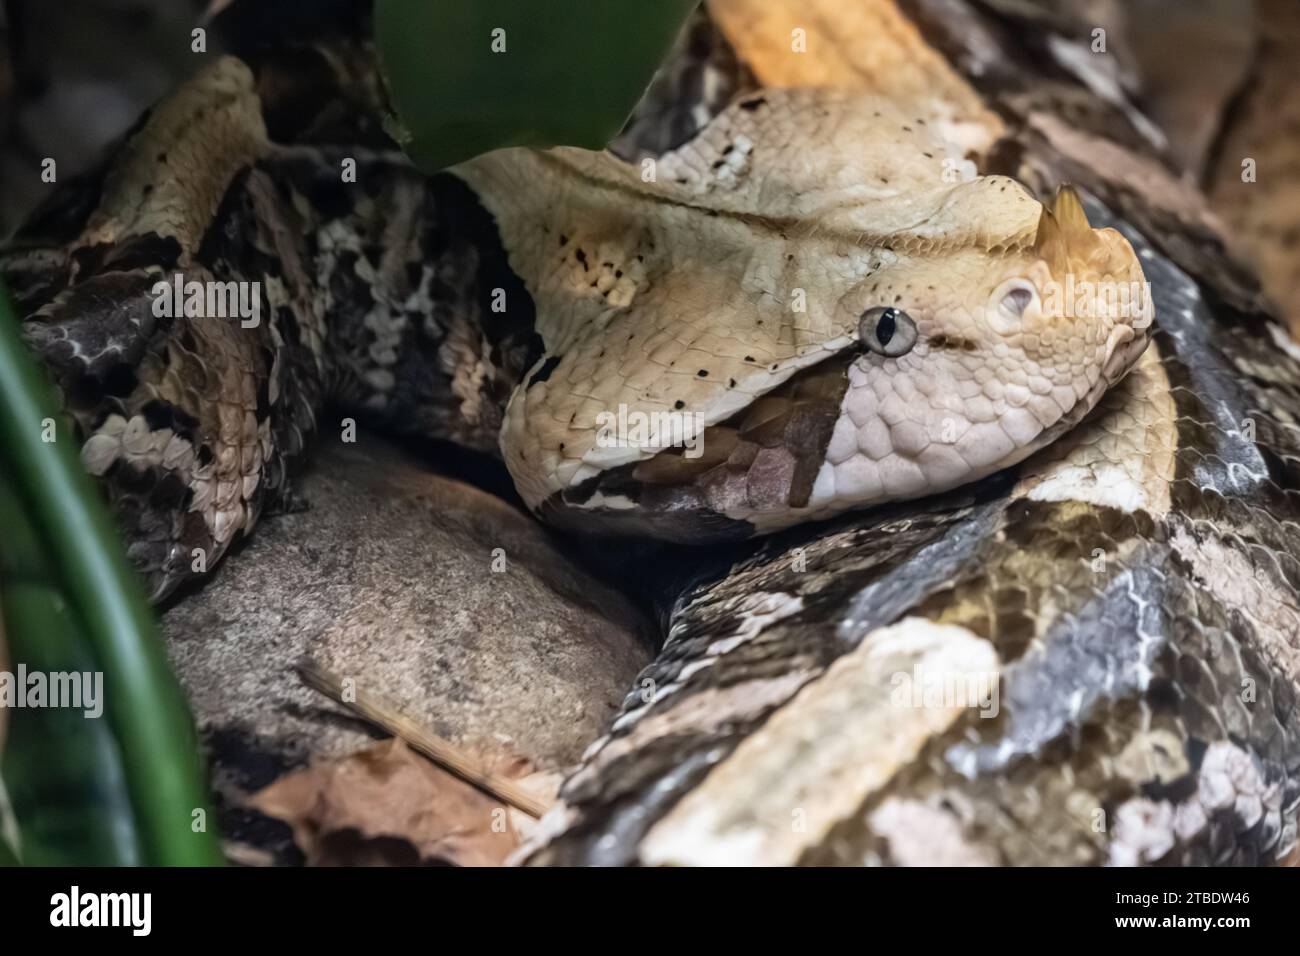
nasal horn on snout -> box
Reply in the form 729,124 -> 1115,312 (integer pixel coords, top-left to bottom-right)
1032,184 -> 1106,274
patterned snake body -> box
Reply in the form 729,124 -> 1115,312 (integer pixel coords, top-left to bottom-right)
3,4 -> 1299,866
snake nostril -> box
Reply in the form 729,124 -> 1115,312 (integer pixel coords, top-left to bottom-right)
1003,286 -> 1033,315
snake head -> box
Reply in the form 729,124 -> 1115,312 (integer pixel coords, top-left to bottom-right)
796,182 -> 1154,523
500,91 -> 1154,541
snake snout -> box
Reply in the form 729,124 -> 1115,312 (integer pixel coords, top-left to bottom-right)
1102,322 -> 1147,384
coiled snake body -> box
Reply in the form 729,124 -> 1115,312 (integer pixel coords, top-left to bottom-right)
3,5 -> 1299,866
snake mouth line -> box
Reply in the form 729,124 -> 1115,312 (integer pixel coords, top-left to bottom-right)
535,346 -> 864,540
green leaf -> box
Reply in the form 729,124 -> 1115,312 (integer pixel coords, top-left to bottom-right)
375,0 -> 698,170
0,280 -> 223,866
0,482 -> 141,865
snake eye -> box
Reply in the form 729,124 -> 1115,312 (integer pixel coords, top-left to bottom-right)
859,306 -> 917,357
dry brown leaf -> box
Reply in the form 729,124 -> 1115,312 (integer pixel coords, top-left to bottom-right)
250,738 -> 539,866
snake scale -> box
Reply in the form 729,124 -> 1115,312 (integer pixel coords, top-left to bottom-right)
4,0 -> 1300,866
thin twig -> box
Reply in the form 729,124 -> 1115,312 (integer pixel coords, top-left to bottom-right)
297,662 -> 553,819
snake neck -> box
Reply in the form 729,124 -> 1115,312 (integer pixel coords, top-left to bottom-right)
0,50 -> 538,600
254,149 -> 540,457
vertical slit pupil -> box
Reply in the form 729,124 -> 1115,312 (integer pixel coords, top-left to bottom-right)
876,309 -> 897,346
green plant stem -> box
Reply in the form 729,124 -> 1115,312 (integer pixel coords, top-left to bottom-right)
0,280 -> 222,866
